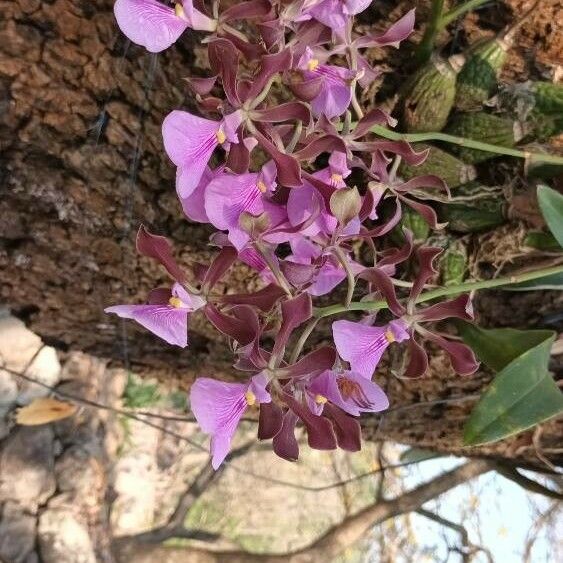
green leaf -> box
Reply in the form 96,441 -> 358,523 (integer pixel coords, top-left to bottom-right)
400,447 -> 443,464
458,325 -> 563,446
537,185 -> 563,248
502,271 -> 563,291
457,323 -> 553,372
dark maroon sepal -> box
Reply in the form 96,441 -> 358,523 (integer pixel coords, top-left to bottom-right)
136,225 -> 186,283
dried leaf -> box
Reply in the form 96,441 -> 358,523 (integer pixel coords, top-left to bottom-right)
16,398 -> 77,426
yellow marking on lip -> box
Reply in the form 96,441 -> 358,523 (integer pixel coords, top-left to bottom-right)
384,329 -> 395,343
169,296 -> 183,308
216,129 -> 227,144
257,180 -> 267,193
307,59 -> 319,72
315,394 -> 328,404
174,3 -> 186,19
331,173 -> 343,183
245,390 -> 256,406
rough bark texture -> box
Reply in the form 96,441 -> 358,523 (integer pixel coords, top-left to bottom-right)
1,0 -> 561,467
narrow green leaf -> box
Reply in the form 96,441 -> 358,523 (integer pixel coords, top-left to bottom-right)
459,326 -> 563,446
537,185 -> 563,248
502,271 -> 563,291
457,323 -> 553,372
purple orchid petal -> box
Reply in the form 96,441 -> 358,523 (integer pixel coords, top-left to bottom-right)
208,38 -> 241,106
283,393 -> 337,451
309,369 -> 389,417
147,287 -> 172,305
410,246 -> 443,304
219,284 -> 286,312
323,403 -> 362,452
251,102 -> 311,124
399,196 -> 446,230
359,268 -> 405,317
203,246 -> 238,290
136,225 -> 185,283
162,111 -> 219,198
422,329 -> 480,376
332,319 -> 409,378
287,182 -> 336,236
190,374 -> 271,468
205,172 -> 265,231
105,302 -> 189,347
417,294 -> 475,322
177,166 -> 223,223
403,335 -> 429,378
204,304 -> 260,347
289,75 -> 324,102
272,410 -> 300,461
114,0 -> 189,53
258,401 -> 284,440
355,9 -> 415,48
272,292 -> 313,357
282,346 -> 337,378
220,0 -> 272,22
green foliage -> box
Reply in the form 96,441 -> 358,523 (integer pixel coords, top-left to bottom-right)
458,324 -> 563,446
537,185 -> 563,248
123,373 -> 161,409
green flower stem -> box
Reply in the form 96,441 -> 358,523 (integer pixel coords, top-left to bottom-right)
415,0 -> 445,65
369,125 -> 563,166
313,264 -> 563,319
439,0 -> 492,29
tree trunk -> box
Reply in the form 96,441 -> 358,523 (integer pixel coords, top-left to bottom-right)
1,0 -> 561,467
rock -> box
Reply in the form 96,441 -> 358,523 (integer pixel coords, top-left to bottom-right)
111,420 -> 159,534
0,501 -> 36,563
0,370 -> 18,439
54,445 -> 104,503
0,426 -> 56,510
0,312 -> 42,370
17,345 -> 61,404
38,508 -> 96,563
0,312 -> 61,405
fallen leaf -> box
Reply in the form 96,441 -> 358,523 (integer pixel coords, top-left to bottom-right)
16,397 -> 77,426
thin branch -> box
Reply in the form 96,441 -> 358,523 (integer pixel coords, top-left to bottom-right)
114,442 -> 253,545
495,464 -> 563,500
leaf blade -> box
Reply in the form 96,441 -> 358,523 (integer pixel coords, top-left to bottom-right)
459,326 -> 563,446
537,185 -> 563,248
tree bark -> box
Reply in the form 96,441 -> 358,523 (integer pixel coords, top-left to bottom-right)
1,0 -> 561,467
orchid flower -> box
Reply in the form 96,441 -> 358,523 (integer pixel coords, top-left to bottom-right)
297,48 -> 356,119
333,319 -> 410,378
308,0 -> 372,33
204,162 -> 279,250
105,283 -> 205,347
190,373 -> 271,468
308,369 -> 389,416
114,0 -> 216,53
162,110 -> 243,198
286,238 -> 363,296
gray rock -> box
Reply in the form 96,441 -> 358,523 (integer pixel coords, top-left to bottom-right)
0,501 -> 36,563
38,508 -> 97,563
0,426 -> 56,510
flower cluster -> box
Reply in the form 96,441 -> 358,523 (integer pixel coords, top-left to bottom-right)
107,0 -> 479,468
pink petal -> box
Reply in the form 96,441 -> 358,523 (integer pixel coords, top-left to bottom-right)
162,110 -> 219,197
105,304 -> 188,347
332,320 -> 408,378
205,172 -> 264,231
114,0 -> 188,53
